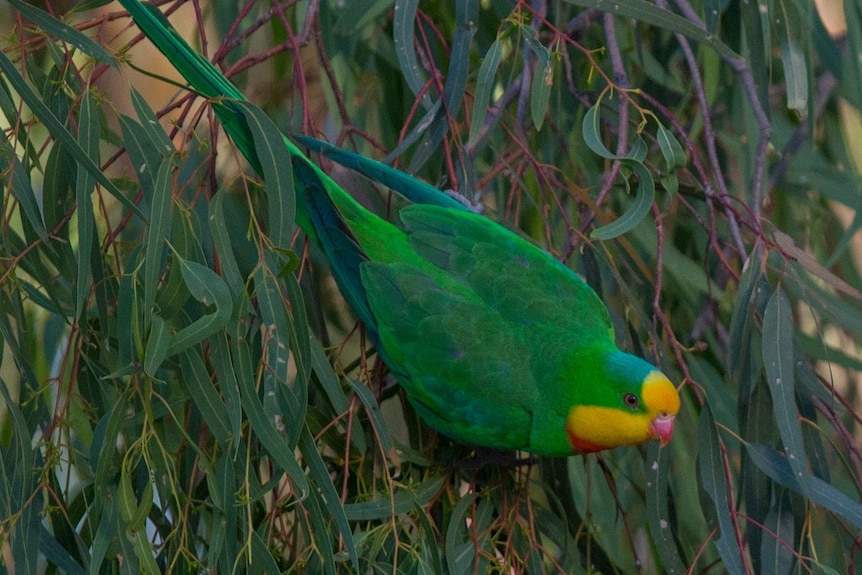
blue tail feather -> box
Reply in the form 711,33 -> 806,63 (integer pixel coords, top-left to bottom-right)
292,158 -> 378,335
294,136 -> 470,211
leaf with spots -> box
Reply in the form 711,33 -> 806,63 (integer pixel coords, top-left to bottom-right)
646,442 -> 686,574
169,253 -> 233,356
762,286 -> 810,498
748,444 -> 862,530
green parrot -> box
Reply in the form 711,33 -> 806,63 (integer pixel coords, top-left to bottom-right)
118,0 -> 680,457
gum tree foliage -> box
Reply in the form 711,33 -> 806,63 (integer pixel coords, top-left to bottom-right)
1,0 -> 861,572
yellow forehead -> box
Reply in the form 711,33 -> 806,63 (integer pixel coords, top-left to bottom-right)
642,371 -> 680,415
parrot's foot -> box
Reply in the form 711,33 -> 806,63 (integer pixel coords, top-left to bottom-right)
453,448 -> 537,469
443,189 -> 484,213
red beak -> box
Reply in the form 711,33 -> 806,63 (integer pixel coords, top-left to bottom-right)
649,413 -> 676,445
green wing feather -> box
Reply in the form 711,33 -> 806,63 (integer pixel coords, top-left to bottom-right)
360,261 -> 536,448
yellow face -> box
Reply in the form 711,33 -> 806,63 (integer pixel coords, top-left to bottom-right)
566,371 -> 680,453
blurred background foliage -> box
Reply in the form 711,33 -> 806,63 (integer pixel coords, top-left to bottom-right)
1,0 -> 862,572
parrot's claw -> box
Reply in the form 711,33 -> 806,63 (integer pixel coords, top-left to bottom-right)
453,447 -> 537,470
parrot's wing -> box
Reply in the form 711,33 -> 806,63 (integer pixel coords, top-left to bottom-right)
354,205 -> 618,451
399,204 -> 615,349
361,261 -> 537,450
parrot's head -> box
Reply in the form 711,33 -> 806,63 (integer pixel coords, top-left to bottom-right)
564,350 -> 680,453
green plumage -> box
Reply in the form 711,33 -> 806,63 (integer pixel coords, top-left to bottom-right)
119,0 -> 679,456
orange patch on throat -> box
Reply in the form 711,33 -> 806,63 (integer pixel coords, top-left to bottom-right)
567,427 -> 609,453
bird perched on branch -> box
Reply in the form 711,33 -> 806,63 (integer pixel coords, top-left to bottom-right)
118,0 -> 680,456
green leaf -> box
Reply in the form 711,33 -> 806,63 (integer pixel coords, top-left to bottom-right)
117,465 -> 152,531
468,39 -> 502,146
531,59 -> 553,131
295,484 -> 337,574
143,158 -> 174,319
563,0 -> 742,61
778,35 -> 807,112
243,531 -> 279,575
235,101 -> 296,246
255,266 -> 293,383
405,0 -> 475,172
120,114 -> 165,203
170,255 -> 233,355
209,333 -> 243,450
116,249 -> 143,368
656,123 -> 686,171
844,0 -> 862,110
646,442 -> 686,574
309,343 -> 350,415
762,286 -> 810,497
0,49 -> 142,218
347,377 -> 393,454
128,521 -> 160,575
299,427 -> 360,570
698,403 -> 747,575
728,254 -> 766,397
382,99 -> 442,166
143,314 -> 170,378
44,177 -> 81,295
393,0 -> 431,110
703,0 -> 722,32
445,492 -> 481,574
747,444 -> 862,530
335,0 -> 393,33
344,475 -> 447,520
129,88 -> 174,156
659,172 -> 679,195
283,273 -> 312,398
591,161 -> 655,240
760,490 -> 794,575
522,27 -> 554,131
75,90 -> 101,318
41,140 -> 75,237
75,89 -> 98,320
230,309 -> 310,498
180,348 -> 232,448
38,525 -> 85,575
8,0 -> 116,65
583,104 -> 656,239
92,393 -> 127,498
208,189 -> 246,297
776,0 -> 808,112
0,138 -> 47,243
740,0 -> 771,111
209,453 -> 239,566
89,486 -> 119,574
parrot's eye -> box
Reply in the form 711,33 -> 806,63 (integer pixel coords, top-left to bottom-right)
623,393 -> 639,408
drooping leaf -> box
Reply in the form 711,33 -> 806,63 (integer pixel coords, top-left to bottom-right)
762,286 -> 810,497
469,39 -> 503,146
9,0 -> 116,64
563,0 -> 742,61
748,444 -> 862,530
170,254 -> 233,354
583,104 -> 656,239
699,403 -> 747,575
